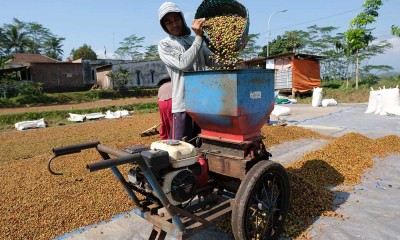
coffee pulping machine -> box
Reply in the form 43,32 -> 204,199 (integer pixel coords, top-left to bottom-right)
48,69 -> 290,240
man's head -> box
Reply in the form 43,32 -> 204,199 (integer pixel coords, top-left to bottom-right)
158,2 -> 190,36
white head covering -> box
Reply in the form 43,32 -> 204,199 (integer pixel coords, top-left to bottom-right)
158,2 -> 191,36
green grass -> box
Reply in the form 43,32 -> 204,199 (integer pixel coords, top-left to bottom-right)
0,102 -> 159,130
0,89 -> 158,108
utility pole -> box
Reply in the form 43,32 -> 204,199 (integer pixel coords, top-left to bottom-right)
267,9 -> 288,57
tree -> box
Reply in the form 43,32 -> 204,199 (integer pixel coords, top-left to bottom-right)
285,30 -> 307,53
0,24 -> 30,54
71,44 -> 97,60
259,30 -> 307,57
301,25 -> 348,81
115,34 -> 145,61
239,33 -> 261,60
0,55 -> 11,69
345,0 -> 383,89
106,66 -> 133,89
0,18 -> 65,60
260,35 -> 290,57
392,25 -> 400,37
25,21 -> 55,54
44,37 -> 65,61
143,45 -> 160,61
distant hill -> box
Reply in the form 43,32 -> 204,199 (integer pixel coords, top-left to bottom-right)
378,72 -> 400,77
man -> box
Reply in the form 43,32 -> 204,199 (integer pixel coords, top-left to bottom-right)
157,73 -> 172,140
158,2 -> 214,142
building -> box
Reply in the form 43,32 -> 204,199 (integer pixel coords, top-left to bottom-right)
1,54 -> 166,91
95,60 -> 167,90
74,59 -> 125,87
2,53 -> 85,91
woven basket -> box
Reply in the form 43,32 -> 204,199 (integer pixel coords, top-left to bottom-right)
195,0 -> 250,53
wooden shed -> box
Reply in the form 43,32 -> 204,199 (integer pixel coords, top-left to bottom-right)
241,53 -> 324,96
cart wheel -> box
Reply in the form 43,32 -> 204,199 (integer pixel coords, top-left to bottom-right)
232,160 -> 290,240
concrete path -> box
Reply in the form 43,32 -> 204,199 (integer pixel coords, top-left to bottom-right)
270,103 -> 400,138
55,103 -> 400,240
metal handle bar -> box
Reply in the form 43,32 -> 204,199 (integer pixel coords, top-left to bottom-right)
87,153 -> 141,172
48,141 -> 100,175
47,142 -> 186,233
52,141 -> 100,156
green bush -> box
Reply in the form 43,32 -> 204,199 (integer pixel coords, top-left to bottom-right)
18,81 -> 43,95
0,98 -> 18,108
321,80 -> 343,89
12,94 -> 54,105
0,81 -> 43,98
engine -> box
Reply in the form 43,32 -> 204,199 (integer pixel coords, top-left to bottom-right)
127,140 -> 208,205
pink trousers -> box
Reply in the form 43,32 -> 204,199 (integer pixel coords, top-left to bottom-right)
158,99 -> 172,140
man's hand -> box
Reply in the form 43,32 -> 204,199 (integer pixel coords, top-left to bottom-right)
192,18 -> 206,36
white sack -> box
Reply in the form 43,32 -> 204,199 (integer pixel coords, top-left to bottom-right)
385,106 -> 400,116
105,110 -> 130,119
381,86 -> 400,115
374,90 -> 383,115
119,110 -> 130,117
271,105 -> 291,117
67,113 -> 85,122
322,99 -> 338,107
312,87 -> 323,107
365,88 -> 378,113
15,118 -> 46,130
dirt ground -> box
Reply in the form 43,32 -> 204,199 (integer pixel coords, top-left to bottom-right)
1,99 -> 400,240
0,104 -> 328,240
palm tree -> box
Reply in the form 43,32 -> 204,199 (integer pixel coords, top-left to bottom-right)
44,37 -> 65,60
0,25 -> 30,54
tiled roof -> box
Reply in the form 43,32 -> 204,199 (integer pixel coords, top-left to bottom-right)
8,53 -> 59,64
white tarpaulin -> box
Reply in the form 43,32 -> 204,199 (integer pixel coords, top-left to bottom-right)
15,118 -> 46,130
67,113 -> 85,122
85,112 -> 106,120
67,112 -> 117,122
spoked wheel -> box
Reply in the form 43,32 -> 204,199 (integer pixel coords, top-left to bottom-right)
232,160 -> 290,240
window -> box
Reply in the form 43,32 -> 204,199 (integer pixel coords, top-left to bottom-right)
135,70 -> 140,85
150,70 -> 155,84
91,69 -> 96,81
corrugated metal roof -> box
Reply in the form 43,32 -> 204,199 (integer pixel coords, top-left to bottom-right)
266,53 -> 326,60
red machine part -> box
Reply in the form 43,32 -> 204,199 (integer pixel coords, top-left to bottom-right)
195,156 -> 209,187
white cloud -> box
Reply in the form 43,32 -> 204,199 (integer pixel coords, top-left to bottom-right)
387,37 -> 400,53
369,36 -> 400,72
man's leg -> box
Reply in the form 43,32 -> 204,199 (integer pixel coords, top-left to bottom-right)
172,112 -> 198,141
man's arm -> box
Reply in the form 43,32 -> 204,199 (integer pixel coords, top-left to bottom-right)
158,36 -> 203,71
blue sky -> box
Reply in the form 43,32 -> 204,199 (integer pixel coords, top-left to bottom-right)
1,0 -> 399,72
